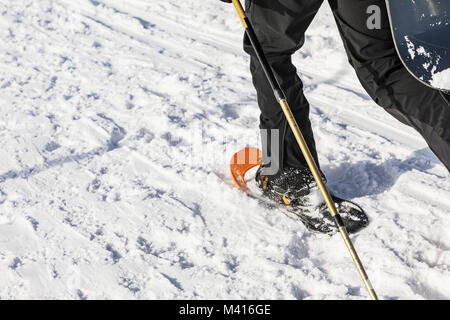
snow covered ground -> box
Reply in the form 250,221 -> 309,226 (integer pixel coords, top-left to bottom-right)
0,0 -> 449,300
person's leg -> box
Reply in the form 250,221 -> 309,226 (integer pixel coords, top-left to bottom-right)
244,0 -> 324,174
329,0 -> 450,171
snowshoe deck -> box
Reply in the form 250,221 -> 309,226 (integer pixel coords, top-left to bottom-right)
250,191 -> 368,235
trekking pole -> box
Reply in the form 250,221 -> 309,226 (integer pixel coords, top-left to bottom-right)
230,0 -> 378,300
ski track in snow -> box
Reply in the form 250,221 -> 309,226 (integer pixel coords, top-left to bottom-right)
0,0 -> 449,300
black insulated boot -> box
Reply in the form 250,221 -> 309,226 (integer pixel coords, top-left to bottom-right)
255,166 -> 368,234
255,166 -> 326,207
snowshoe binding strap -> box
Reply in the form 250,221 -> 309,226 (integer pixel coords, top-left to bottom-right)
230,147 -> 262,193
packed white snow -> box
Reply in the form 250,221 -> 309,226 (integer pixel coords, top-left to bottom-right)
0,0 -> 449,300
431,68 -> 450,89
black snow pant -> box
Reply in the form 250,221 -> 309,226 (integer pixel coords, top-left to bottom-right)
243,0 -> 450,174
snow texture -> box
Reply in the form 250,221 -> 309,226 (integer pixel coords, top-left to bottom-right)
0,0 -> 449,300
431,68 -> 450,88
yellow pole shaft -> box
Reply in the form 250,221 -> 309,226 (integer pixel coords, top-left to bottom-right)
280,98 -> 378,300
232,0 -> 248,28
282,100 -> 378,300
